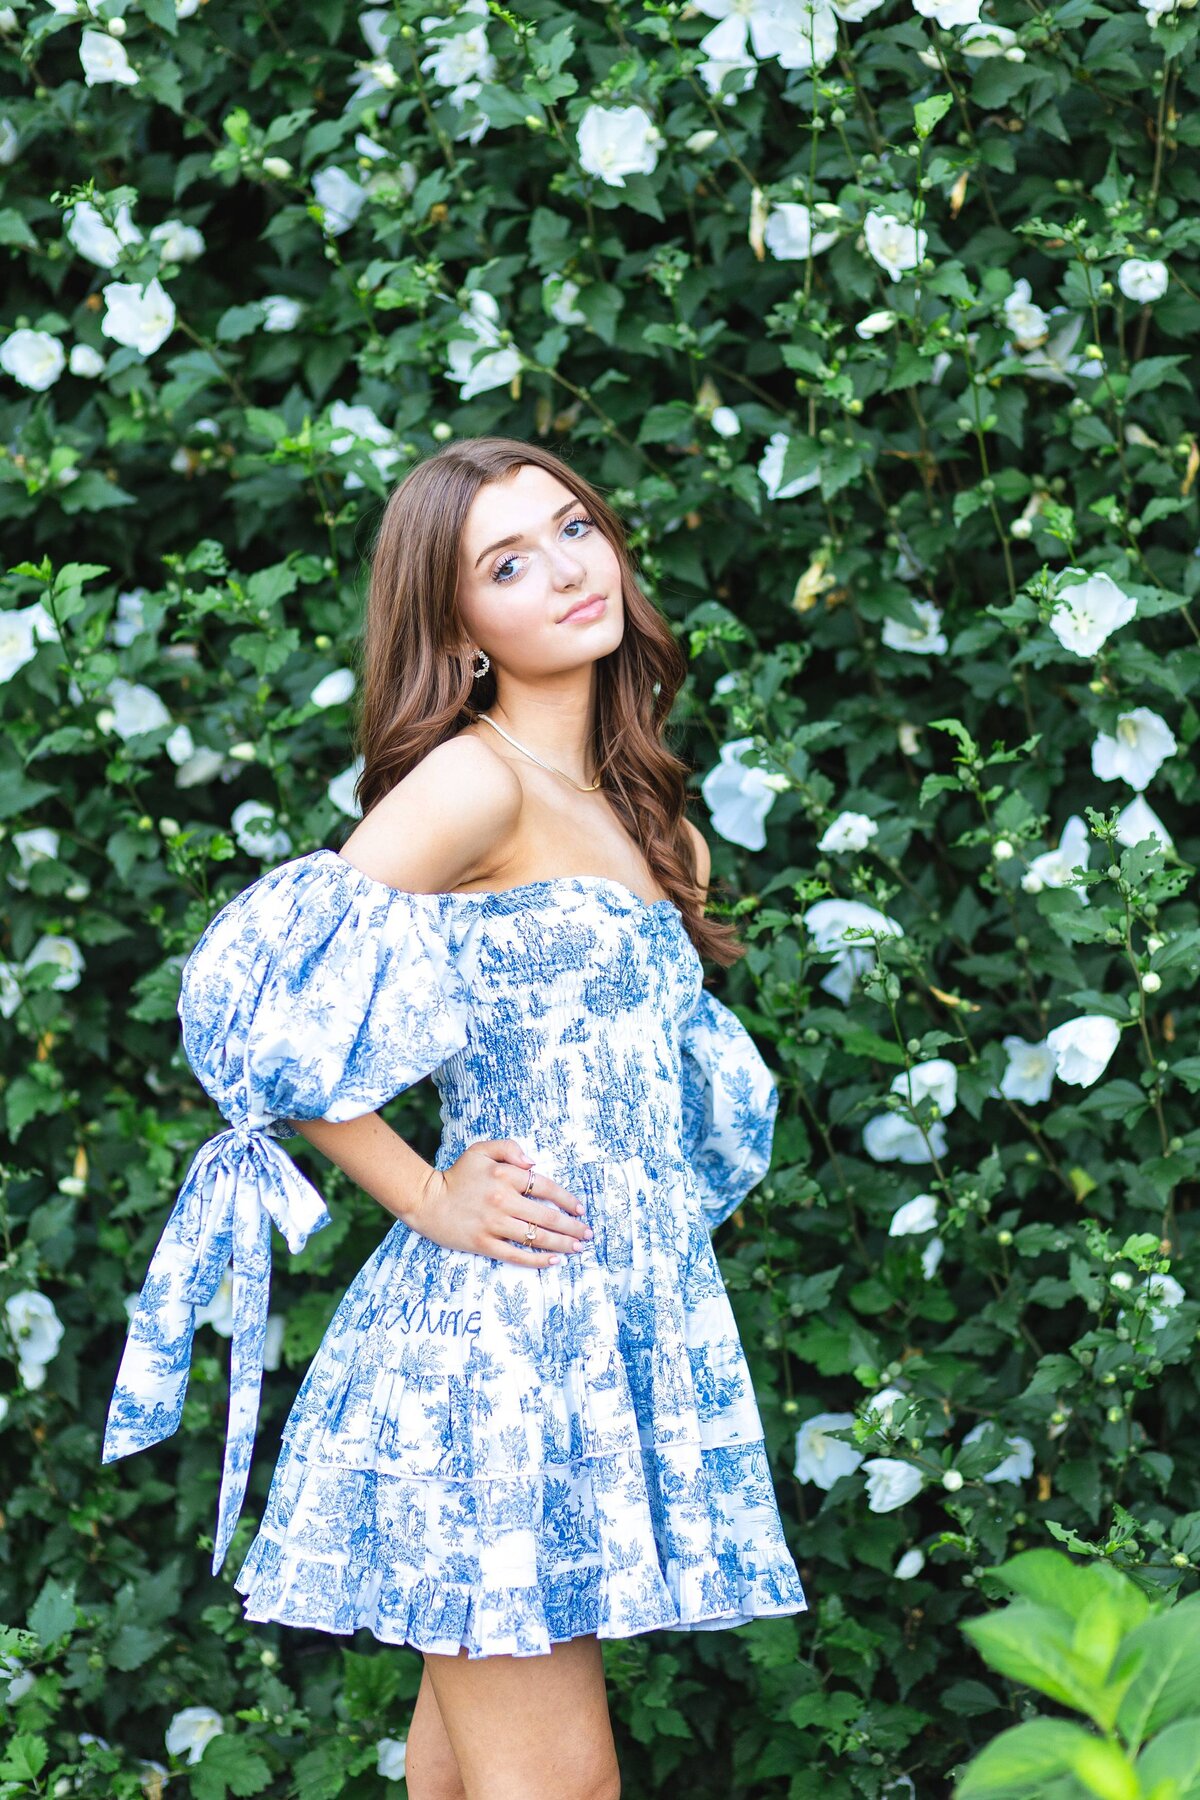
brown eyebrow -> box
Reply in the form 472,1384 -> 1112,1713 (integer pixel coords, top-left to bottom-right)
473,499 -> 579,570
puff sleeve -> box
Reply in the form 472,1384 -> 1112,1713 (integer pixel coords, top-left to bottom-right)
678,985 -> 779,1233
101,848 -> 472,1575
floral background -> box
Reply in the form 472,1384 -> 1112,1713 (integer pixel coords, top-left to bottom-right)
1,0 -> 1199,1793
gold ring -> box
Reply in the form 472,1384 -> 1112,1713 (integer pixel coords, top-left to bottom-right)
522,1165 -> 536,1197
523,1220 -> 538,1246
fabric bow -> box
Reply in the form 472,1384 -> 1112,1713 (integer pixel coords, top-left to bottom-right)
101,1124 -> 331,1575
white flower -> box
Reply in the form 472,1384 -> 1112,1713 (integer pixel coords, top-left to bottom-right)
763,202 -> 838,260
310,667 -> 355,708
69,343 -> 106,378
802,898 -> 904,1005
1091,707 -> 1177,792
313,166 -> 367,234
328,759 -> 363,817
889,1193 -> 939,1236
328,400 -> 402,489
577,104 -> 662,189
1023,813 -> 1090,900
164,1707 -> 224,1766
1144,1272 -> 1184,1331
818,810 -> 878,854
894,1547 -> 925,1579
864,1114 -> 948,1163
261,294 -> 302,333
855,309 -> 897,338
1117,258 -> 1168,304
376,1737 -> 408,1782
1002,277 -> 1048,344
419,0 -> 496,105
149,219 -> 205,262
867,1062 -> 956,1163
231,800 -> 292,861
0,609 -> 39,683
693,0 -> 838,69
758,429 -> 819,499
107,676 -> 171,739
5,1291 -> 64,1376
65,198 -> 143,268
794,1410 -> 863,1488
958,18 -> 1020,53
862,1384 -> 909,1426
544,275 -> 587,325
863,1457 -> 925,1512
912,0 -> 982,20
997,1035 -> 1055,1105
711,405 -> 741,437
24,934 -> 86,991
863,210 -> 927,281
1114,795 -> 1173,852
961,1422 -> 1034,1484
697,43 -> 758,103
830,0 -> 887,15
100,278 -> 176,356
444,291 -> 522,401
1045,1014 -> 1121,1087
1050,565 -> 1137,658
109,586 -> 149,647
194,1262 -> 234,1336
0,961 -> 19,1019
7,827 -> 60,893
262,1312 -> 285,1372
881,598 -> 947,654
80,27 -> 138,84
176,746 -> 227,787
160,725 -> 195,767
922,1235 -> 944,1279
1019,311 -> 1104,386
0,116 -> 17,165
0,328 -> 66,391
700,736 -> 779,850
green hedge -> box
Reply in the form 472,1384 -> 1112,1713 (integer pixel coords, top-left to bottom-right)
1,0 -> 1199,1792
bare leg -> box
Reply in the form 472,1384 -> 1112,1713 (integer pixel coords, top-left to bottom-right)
420,1631 -> 620,1800
405,1660 -> 468,1800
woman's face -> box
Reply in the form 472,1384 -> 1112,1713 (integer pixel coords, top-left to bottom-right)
456,463 -> 624,682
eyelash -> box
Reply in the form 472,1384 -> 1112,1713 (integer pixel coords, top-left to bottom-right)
491,514 -> 596,585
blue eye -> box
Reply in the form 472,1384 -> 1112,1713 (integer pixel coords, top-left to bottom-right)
492,513 -> 595,584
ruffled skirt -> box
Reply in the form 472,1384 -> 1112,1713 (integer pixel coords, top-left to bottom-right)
232,1154 -> 809,1657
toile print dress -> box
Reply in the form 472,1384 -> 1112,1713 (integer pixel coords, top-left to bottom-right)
102,847 -> 809,1659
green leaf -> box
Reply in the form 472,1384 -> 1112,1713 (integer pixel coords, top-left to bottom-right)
914,93 -> 953,138
0,1735 -> 50,1783
27,1577 -> 76,1648
190,1735 -> 272,1800
958,1604 -> 1114,1727
1116,1595 -> 1200,1746
956,1718 -> 1117,1797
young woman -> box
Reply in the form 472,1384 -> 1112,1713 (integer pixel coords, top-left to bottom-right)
104,437 -> 808,1800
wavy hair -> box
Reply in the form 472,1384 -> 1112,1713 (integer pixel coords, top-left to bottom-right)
350,435 -> 746,966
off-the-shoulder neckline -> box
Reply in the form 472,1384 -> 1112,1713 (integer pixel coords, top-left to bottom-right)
318,847 -> 681,916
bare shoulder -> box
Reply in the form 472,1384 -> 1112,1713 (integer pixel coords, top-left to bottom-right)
338,732 -> 522,895
683,818 -> 711,896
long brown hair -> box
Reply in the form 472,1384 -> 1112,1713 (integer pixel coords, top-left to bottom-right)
351,435 -> 746,966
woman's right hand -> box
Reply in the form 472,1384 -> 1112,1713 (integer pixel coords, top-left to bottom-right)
407,1138 -> 594,1267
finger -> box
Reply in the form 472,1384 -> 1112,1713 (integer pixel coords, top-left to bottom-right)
523,1196 -> 592,1242
487,1138 -> 536,1169
507,1166 -> 586,1216
484,1239 -> 564,1268
501,1215 -> 591,1254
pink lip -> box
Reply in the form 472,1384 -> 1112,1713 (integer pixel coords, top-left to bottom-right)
560,594 -> 606,623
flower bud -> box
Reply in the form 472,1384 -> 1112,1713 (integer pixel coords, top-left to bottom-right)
1141,971 -> 1161,993
942,1469 -> 964,1492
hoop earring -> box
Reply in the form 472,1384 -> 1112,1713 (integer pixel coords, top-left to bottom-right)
470,647 -> 490,679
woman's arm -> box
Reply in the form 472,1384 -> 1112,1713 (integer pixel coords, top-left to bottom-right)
283,1110 -> 437,1229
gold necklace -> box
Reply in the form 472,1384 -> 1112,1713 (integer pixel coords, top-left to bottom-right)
475,712 -> 602,793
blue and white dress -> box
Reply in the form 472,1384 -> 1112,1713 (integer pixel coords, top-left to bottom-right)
102,848 -> 808,1658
